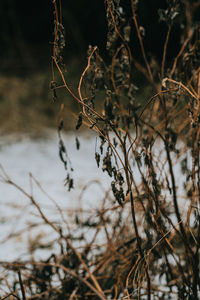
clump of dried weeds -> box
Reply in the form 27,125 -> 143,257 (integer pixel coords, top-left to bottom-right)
1,0 -> 200,299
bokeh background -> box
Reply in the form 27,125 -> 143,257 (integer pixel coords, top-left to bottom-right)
1,0 -> 198,135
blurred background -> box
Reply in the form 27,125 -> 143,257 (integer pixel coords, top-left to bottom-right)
0,0 -> 197,136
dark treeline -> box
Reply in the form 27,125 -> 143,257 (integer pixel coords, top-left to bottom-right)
0,0 -> 199,74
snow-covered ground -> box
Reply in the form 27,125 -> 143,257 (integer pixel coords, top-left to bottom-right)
0,130 -> 197,299
0,130 -> 192,262
0,129 -> 193,263
0,130 -> 111,261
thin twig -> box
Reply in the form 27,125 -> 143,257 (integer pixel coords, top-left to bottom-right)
18,270 -> 26,300
161,24 -> 172,78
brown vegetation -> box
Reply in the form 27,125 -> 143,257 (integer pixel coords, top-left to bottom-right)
1,0 -> 200,299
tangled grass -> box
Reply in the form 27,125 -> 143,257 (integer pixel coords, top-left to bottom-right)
1,0 -> 200,299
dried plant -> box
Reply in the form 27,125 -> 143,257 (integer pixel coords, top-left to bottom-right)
1,0 -> 200,299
